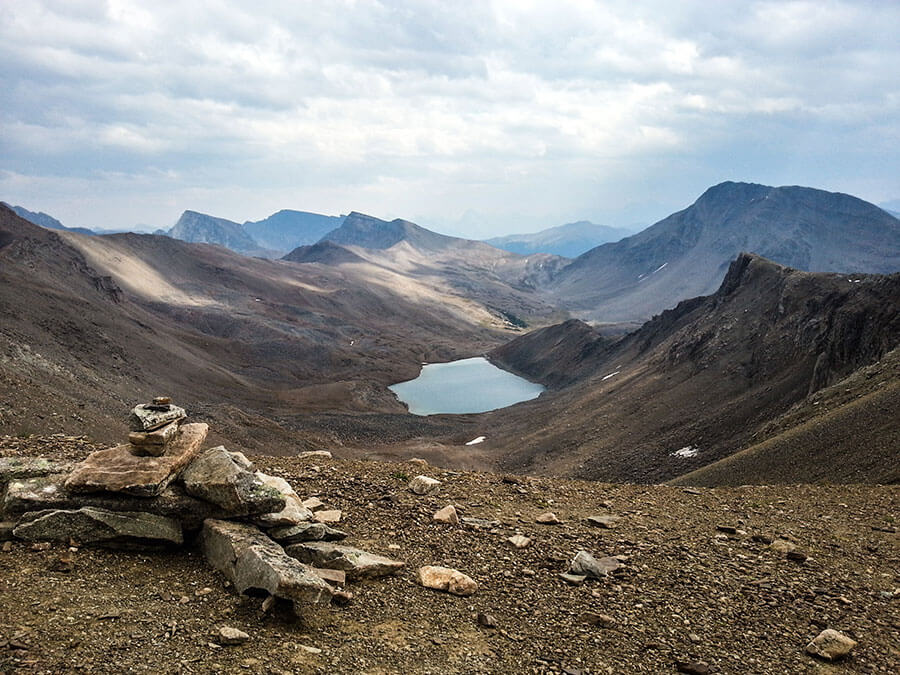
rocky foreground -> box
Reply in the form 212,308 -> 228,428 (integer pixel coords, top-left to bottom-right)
1,434 -> 898,674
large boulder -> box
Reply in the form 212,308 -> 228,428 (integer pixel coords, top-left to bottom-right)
13,507 -> 183,548
180,447 -> 285,516
64,423 -> 208,497
3,475 -> 228,530
284,542 -> 405,580
200,519 -> 332,606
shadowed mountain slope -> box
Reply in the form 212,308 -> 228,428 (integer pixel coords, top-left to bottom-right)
548,182 -> 900,323
3,203 -> 95,235
0,204 -> 520,450
486,253 -> 900,484
244,210 -> 344,254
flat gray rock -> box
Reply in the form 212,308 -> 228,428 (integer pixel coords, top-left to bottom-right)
128,403 -> 186,432
251,473 -> 313,527
13,507 -> 183,548
181,446 -> 285,516
0,457 -> 72,486
3,475 -> 228,530
200,519 -> 332,606
64,423 -> 208,497
570,550 -> 623,579
267,522 -> 348,545
586,515 -> 621,529
285,542 -> 405,580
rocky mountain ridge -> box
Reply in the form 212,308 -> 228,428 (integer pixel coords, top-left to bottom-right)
485,220 -> 633,258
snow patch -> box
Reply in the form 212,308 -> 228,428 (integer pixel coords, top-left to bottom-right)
601,371 -> 621,381
465,436 -> 486,446
652,262 -> 668,274
671,446 -> 699,458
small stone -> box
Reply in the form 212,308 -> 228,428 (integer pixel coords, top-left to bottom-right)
675,661 -> 710,674
313,510 -> 342,524
128,420 -> 180,455
559,573 -> 586,586
153,397 -> 172,405
580,612 -> 614,627
251,473 -> 313,527
433,505 -> 459,525
535,512 -> 559,524
786,550 -> 808,562
128,403 -> 186,432
1,541 -> 12,552
751,534 -> 773,545
805,629 -> 857,661
408,475 -> 441,495
508,535 -> 531,549
476,612 -> 496,628
301,497 -> 325,511
716,525 -> 737,535
587,515 -> 620,529
688,632 -> 701,643
331,589 -> 353,606
297,644 -> 322,655
217,626 -> 249,646
408,458 -> 428,466
770,538 -> 797,554
418,565 -> 477,596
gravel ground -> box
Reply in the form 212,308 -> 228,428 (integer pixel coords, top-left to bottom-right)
1,435 -> 898,674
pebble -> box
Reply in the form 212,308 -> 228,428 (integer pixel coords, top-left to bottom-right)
217,626 -> 249,646
805,628 -> 857,661
476,612 -> 497,628
508,535 -> 532,549
536,512 -> 559,524
408,475 -> 441,495
313,510 -> 342,523
433,505 -> 459,525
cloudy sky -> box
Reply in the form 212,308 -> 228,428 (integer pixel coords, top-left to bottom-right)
2,1 -> 899,236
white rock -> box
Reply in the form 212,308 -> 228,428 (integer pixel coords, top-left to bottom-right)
408,475 -> 441,495
806,629 -> 857,661
433,505 -> 459,524
418,565 -> 477,596
508,535 -> 532,549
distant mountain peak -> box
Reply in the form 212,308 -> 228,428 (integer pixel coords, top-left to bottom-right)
168,210 -> 264,255
321,211 -> 457,251
485,220 -> 633,257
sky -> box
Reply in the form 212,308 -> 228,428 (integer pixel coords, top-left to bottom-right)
1,0 -> 899,237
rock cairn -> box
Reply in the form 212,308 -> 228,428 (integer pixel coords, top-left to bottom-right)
0,398 -> 404,617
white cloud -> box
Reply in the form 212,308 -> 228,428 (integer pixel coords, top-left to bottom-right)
0,0 -> 898,234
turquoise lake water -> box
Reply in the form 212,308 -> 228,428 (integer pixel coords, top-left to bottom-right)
388,357 -> 545,416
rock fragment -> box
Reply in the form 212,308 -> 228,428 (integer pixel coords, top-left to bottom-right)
586,515 -> 620,529
13,507 -> 183,548
285,542 -> 404,580
301,497 -> 325,511
507,535 -> 531,549
476,612 -> 497,628
433,505 -> 459,524
675,661 -> 710,674
805,629 -> 857,661
418,565 -> 477,596
296,451 -> 332,460
535,512 -> 559,524
1,522 -> 16,541
569,550 -> 623,579
580,612 -> 614,627
267,522 -> 347,545
0,457 -> 72,484
217,626 -> 249,646
313,510 -> 342,524
408,475 -> 441,495
64,423 -> 208,497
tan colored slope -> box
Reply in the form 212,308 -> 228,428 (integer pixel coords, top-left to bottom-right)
671,348 -> 900,487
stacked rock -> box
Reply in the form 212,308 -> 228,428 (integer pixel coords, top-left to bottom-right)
0,398 -> 405,617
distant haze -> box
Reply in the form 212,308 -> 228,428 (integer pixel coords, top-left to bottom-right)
1,1 -> 898,236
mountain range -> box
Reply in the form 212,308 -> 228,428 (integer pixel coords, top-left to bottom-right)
1,180 -> 897,486
484,220 -> 634,257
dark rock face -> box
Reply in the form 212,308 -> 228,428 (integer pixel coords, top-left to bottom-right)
320,211 -> 456,251
549,182 -> 900,322
282,241 -> 365,265
12,507 -> 183,548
